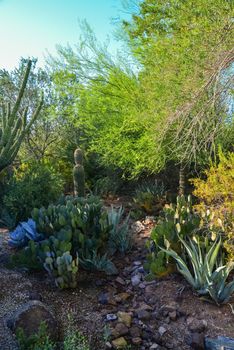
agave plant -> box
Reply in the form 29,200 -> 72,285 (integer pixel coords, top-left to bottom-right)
206,262 -> 234,305
8,219 -> 43,248
160,236 -> 234,301
107,205 -> 131,254
79,250 -> 118,275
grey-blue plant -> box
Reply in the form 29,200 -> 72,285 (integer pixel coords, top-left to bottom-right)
8,219 -> 43,248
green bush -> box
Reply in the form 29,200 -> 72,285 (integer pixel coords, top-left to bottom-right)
62,315 -> 90,350
134,179 -> 166,214
3,161 -> 64,223
16,322 -> 55,350
145,195 -> 201,277
191,151 -> 234,262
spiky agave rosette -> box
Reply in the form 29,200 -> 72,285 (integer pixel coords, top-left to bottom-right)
8,219 -> 43,248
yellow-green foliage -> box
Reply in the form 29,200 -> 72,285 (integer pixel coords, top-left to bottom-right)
191,152 -> 234,261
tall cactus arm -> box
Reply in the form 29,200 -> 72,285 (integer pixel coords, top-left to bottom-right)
11,60 -> 32,118
0,60 -> 43,172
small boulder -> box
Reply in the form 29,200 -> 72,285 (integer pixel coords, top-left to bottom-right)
106,314 -> 118,322
187,318 -> 207,333
136,309 -> 151,321
117,311 -> 132,327
131,274 -> 141,287
185,332 -> 205,350
132,337 -> 142,345
111,323 -> 129,338
129,326 -> 142,338
7,300 -> 58,341
112,337 -> 128,349
158,326 -> 167,336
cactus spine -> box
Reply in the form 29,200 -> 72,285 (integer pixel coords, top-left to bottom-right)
0,60 -> 43,172
73,148 -> 85,197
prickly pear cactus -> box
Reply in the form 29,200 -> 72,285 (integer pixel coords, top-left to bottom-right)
44,251 -> 79,289
73,148 -> 85,197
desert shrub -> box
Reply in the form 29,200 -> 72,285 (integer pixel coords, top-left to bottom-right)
3,161 -> 64,223
134,179 -> 166,214
63,331 -> 90,350
145,195 -> 204,277
107,205 -> 131,254
94,177 -> 116,197
63,316 -> 90,350
191,151 -> 234,261
16,321 -> 55,350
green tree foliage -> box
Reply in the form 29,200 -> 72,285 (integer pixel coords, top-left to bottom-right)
50,23 -> 167,178
50,2 -> 233,180
124,0 -> 234,165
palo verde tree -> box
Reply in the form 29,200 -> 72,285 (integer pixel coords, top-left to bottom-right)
49,22 -> 167,179
124,0 -> 234,192
0,60 -> 43,172
50,3 -> 233,186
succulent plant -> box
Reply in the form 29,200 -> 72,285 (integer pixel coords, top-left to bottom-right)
44,251 -> 79,289
0,60 -> 43,172
107,205 -> 131,254
73,148 -> 85,197
8,219 -> 43,248
146,195 -> 201,277
79,251 -> 118,275
160,235 -> 234,304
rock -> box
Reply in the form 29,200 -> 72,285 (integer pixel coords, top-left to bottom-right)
105,341 -> 112,349
158,326 -> 167,336
98,292 -> 109,305
106,314 -> 118,322
132,337 -> 142,345
205,336 -> 234,350
131,221 -> 145,233
144,216 -> 156,225
117,311 -> 132,327
133,261 -> 142,266
185,332 -> 205,350
116,277 -> 126,286
112,337 -> 128,348
187,318 -> 207,333
114,292 -> 131,303
137,302 -> 153,311
136,309 -> 151,321
152,331 -> 161,343
139,283 -> 146,289
162,302 -> 178,313
112,323 -> 129,338
7,300 -> 58,340
129,326 -> 142,338
28,291 -> 42,301
168,311 -> 177,321
95,279 -> 106,287
142,329 -> 153,341
131,274 -> 141,286
150,344 -> 160,350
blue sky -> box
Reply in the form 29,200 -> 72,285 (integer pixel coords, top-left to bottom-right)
0,0 -> 128,70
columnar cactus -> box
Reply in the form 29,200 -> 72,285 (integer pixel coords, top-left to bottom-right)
73,148 -> 85,197
0,60 -> 43,172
